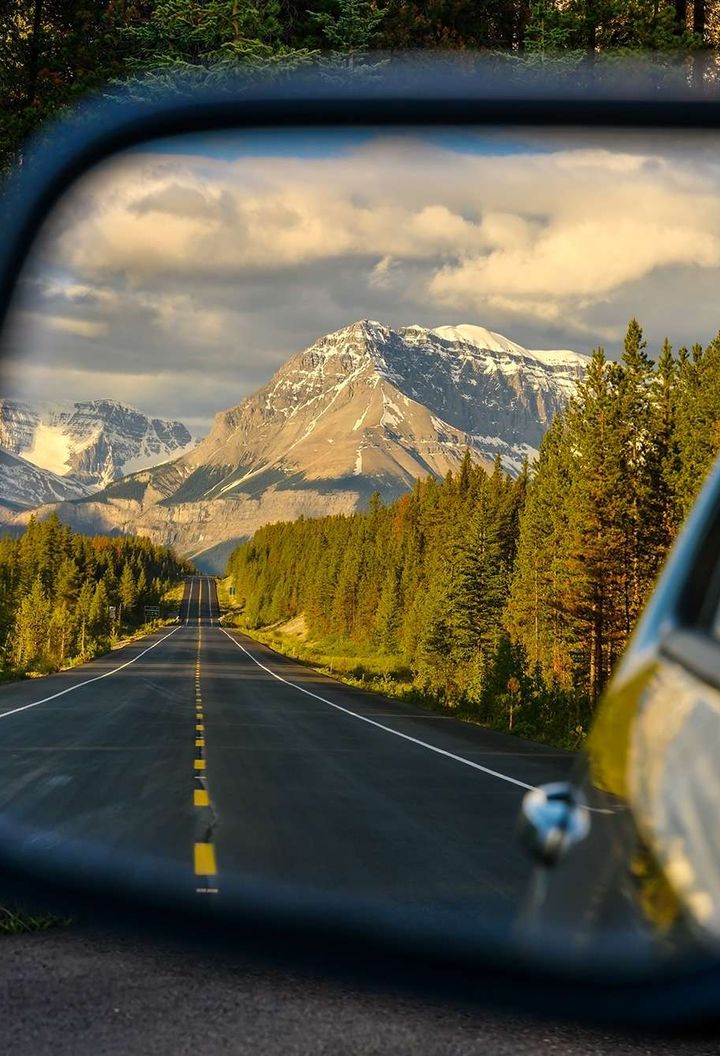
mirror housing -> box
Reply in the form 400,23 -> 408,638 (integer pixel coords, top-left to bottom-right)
5,65 -> 720,1026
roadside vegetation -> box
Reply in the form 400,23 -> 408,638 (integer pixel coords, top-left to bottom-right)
1,0 -> 719,182
0,904 -> 69,935
226,319 -> 720,749
0,513 -> 193,681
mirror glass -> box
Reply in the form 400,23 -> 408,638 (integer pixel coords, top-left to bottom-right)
2,125 -> 720,967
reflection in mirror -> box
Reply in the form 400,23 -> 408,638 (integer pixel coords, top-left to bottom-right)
2,126 -> 720,968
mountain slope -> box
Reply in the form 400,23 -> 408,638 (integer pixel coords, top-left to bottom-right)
0,399 -> 194,491
2,322 -> 588,570
0,447 -> 89,516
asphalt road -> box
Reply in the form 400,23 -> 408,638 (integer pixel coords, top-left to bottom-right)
0,575 -> 572,917
2,577 -> 718,1053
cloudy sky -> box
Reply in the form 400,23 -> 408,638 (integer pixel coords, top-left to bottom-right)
3,127 -> 720,434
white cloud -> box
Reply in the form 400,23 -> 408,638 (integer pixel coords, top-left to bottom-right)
369,255 -> 397,289
47,139 -> 720,325
11,131 -> 720,418
44,314 -> 109,338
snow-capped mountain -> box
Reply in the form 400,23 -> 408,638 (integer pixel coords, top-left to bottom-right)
0,399 -> 194,491
1,322 -> 588,571
0,448 -> 89,516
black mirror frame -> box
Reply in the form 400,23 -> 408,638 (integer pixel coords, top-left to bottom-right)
4,66 -> 720,1027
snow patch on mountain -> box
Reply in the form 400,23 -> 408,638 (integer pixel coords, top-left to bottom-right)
0,399 -> 195,491
0,448 -> 89,512
23,423 -> 75,477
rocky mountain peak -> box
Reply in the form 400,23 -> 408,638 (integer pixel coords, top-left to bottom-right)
0,321 -> 589,572
0,398 -> 194,491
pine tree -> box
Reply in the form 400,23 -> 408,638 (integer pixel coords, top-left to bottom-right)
562,347 -> 627,697
310,0 -> 385,61
453,484 -> 506,672
617,318 -> 658,630
653,337 -> 682,551
676,332 -> 720,515
136,566 -> 148,602
119,563 -> 138,622
506,415 -> 574,688
12,577 -> 51,671
374,571 -> 400,652
89,580 -> 111,640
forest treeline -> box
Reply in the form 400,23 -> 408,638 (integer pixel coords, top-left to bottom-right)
227,319 -> 720,747
0,513 -> 192,678
2,0 -> 719,179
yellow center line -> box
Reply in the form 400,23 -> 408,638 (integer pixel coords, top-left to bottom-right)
194,842 -> 216,876
192,579 -> 217,894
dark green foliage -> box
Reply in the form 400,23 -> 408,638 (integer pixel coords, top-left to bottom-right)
229,319 -> 720,747
1,0 -> 716,181
310,0 -> 385,55
227,459 -> 529,722
0,513 -> 192,677
507,321 -> 720,715
0,0 -> 126,178
674,332 -> 720,518
524,0 -> 700,58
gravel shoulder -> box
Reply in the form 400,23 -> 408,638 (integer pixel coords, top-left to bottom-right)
1,925 -> 720,1056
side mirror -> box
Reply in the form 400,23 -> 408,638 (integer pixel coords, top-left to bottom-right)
519,783 -> 590,866
4,69 -> 720,1026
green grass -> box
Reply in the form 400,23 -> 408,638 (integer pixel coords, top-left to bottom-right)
225,609 -> 581,751
216,593 -> 584,750
161,579 -> 187,615
216,575 -> 242,613
0,905 -> 70,935
232,616 -> 419,702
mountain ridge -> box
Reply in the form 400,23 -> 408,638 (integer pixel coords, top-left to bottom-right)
0,398 -> 194,492
0,321 -> 588,570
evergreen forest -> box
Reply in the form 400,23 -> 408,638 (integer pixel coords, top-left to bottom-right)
2,0 -> 719,181
226,319 -> 720,747
0,513 -> 192,679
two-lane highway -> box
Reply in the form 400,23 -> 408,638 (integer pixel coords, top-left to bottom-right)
0,576 -> 572,916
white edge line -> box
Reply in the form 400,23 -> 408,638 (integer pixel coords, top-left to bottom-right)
217,625 -> 615,813
0,624 -> 184,722
218,626 -> 536,791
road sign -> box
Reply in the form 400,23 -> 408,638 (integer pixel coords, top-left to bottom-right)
144,605 -> 161,621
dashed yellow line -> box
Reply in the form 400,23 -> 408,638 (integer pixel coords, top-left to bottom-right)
194,842 -> 217,875
192,583 -> 217,892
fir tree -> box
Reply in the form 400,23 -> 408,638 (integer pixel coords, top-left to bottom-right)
119,563 -> 138,621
